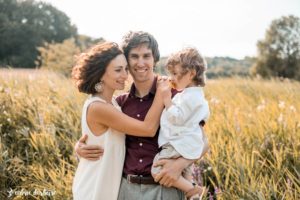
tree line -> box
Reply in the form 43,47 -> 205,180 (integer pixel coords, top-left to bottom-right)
0,0 -> 102,68
1,0 -> 300,81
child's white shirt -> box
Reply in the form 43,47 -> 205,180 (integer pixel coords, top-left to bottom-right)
158,87 -> 210,159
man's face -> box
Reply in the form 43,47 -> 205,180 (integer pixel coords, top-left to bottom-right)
127,44 -> 155,83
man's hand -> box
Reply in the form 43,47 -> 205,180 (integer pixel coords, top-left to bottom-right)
75,134 -> 104,161
153,158 -> 184,187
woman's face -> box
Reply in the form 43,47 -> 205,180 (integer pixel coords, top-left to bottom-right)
101,54 -> 128,91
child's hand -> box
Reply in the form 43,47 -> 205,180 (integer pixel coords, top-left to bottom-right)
157,79 -> 171,98
157,79 -> 172,108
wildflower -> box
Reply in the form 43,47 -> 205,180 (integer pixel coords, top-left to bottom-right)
210,97 -> 220,105
256,104 -> 265,111
278,101 -> 285,109
38,113 -> 44,126
287,178 -> 292,189
214,187 -> 222,194
209,192 -> 214,200
289,105 -> 296,112
257,99 -> 266,111
4,88 -> 10,94
277,113 -> 283,123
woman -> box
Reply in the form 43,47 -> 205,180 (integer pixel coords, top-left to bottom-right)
71,42 -> 165,200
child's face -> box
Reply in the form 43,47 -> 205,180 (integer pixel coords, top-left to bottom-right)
168,64 -> 194,90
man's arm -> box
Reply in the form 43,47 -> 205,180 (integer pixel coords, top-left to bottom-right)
75,134 -> 104,161
153,126 -> 209,187
153,157 -> 195,187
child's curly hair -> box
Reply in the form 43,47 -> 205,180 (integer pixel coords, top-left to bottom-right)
166,47 -> 207,86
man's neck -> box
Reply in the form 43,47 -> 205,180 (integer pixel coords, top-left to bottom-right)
134,75 -> 155,98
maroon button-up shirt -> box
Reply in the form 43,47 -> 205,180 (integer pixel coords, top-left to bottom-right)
116,77 -> 179,176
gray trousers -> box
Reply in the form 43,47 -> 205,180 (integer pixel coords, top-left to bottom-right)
117,177 -> 185,200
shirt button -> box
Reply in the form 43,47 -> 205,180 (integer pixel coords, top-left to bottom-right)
140,99 -> 143,102
137,114 -> 140,117
139,159 -> 143,163
139,142 -> 143,147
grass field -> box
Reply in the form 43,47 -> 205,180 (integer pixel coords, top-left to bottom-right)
0,69 -> 299,199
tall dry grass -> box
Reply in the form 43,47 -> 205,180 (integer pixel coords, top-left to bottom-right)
1,69 -> 84,199
198,78 -> 300,199
0,69 -> 299,199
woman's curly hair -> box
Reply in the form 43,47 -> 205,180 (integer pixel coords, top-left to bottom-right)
72,42 -> 123,94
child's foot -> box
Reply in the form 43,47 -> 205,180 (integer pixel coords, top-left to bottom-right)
186,185 -> 207,200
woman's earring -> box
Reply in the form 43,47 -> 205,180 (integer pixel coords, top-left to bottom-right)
95,81 -> 104,93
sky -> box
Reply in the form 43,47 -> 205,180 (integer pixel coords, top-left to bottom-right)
40,0 -> 300,59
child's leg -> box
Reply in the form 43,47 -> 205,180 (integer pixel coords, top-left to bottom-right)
171,175 -> 194,192
174,166 -> 206,199
172,175 -> 206,200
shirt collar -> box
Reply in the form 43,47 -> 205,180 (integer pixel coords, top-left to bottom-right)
129,75 -> 158,98
182,86 -> 203,95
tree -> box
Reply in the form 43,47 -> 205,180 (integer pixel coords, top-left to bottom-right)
37,35 -> 104,76
0,0 -> 77,68
37,38 -> 80,76
252,15 -> 300,80
75,34 -> 104,51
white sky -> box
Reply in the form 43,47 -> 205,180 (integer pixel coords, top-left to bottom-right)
40,0 -> 299,59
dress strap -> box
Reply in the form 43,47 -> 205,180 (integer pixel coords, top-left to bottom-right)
88,96 -> 107,104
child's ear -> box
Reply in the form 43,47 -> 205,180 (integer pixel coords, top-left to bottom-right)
190,69 -> 196,79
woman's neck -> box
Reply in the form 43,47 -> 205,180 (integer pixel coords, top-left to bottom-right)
94,89 -> 114,104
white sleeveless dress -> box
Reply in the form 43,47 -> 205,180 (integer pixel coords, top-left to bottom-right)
72,96 -> 125,200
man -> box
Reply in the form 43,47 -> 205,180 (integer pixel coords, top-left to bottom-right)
75,31 -> 196,199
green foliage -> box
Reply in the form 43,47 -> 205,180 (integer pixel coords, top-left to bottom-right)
37,38 -> 80,77
252,15 -> 300,80
75,34 -> 105,51
156,56 -> 254,78
36,35 -> 105,76
0,0 -> 77,68
206,56 -> 254,78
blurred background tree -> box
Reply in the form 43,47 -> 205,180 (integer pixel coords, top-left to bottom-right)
37,35 -> 104,76
252,15 -> 300,80
37,38 -> 80,76
156,56 -> 254,78
0,0 -> 77,68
